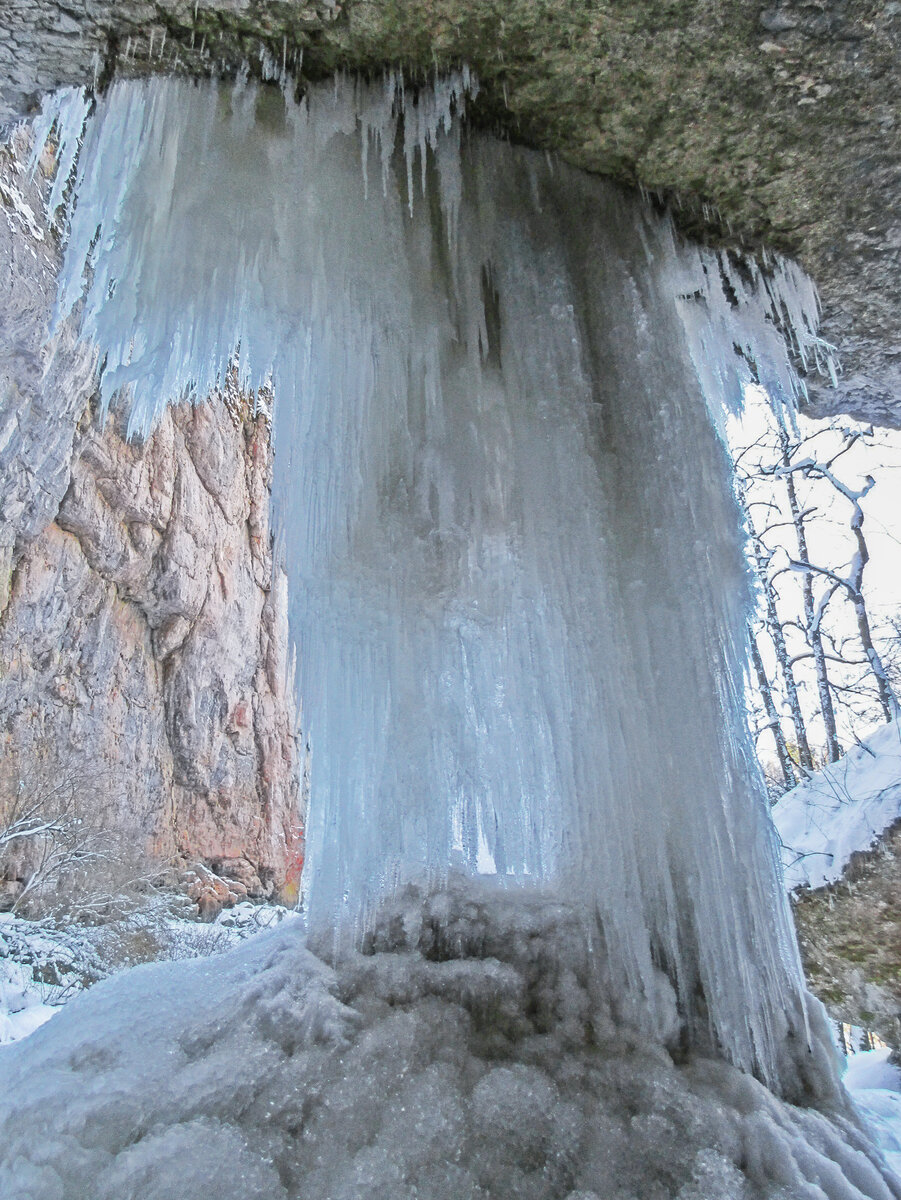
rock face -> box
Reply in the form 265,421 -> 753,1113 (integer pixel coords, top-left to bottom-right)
0,390 -> 303,900
793,819 -> 901,1048
0,129 -> 303,902
0,1 -> 899,427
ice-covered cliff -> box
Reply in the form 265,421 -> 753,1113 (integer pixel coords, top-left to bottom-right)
30,69 -> 833,1088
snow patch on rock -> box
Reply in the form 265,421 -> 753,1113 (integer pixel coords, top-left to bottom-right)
772,720 -> 901,891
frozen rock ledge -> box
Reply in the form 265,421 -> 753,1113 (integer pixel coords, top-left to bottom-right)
0,879 -> 897,1200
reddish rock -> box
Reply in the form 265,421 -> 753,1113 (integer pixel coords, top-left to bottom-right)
186,864 -> 237,921
0,388 -> 303,895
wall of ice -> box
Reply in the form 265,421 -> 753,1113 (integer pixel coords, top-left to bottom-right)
35,72 -> 834,1091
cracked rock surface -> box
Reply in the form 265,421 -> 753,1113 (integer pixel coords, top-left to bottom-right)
0,392 -> 303,898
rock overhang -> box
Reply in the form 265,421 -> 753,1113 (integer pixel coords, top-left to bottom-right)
1,0 -> 899,425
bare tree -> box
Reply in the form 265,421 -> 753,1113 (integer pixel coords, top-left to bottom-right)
771,428 -> 898,726
733,412 -> 898,787
771,420 -> 842,762
0,749 -> 114,914
747,623 -> 796,789
735,450 -> 814,774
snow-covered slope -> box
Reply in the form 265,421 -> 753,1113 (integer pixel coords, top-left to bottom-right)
0,903 -> 297,1047
772,720 -> 901,892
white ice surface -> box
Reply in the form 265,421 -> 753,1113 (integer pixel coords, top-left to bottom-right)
772,720 -> 901,891
0,880 -> 898,1200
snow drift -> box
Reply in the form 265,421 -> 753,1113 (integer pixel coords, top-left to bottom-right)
772,719 -> 901,891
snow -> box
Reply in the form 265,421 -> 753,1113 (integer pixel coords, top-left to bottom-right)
0,948 -> 57,1045
0,879 -> 898,1200
771,719 -> 901,891
845,1051 -> 901,1180
0,135 -> 46,243
0,903 -> 299,1047
846,1050 -> 901,1095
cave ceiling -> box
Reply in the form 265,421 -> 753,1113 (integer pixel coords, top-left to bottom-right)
1,0 -> 899,425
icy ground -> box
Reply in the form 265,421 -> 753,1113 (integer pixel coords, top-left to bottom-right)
0,902 -> 297,1046
771,719 -> 901,892
0,880 -> 898,1200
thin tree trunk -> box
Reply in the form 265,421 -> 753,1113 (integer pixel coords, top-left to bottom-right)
737,465 -> 814,771
761,567 -> 814,771
777,422 -> 842,762
785,448 -> 898,727
748,626 -> 796,789
844,488 -> 897,722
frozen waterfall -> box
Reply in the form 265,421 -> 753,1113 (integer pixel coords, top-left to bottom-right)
39,72 -> 832,1092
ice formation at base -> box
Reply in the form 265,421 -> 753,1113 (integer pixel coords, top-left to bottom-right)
0,882 -> 898,1200
16,70 -> 861,1104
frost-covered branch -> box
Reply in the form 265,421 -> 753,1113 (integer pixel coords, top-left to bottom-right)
0,752 -> 118,915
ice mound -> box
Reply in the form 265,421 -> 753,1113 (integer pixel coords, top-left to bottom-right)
0,880 -> 897,1200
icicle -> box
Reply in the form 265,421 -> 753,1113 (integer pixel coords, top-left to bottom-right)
259,42 -> 282,84
37,73 -> 832,1094
26,86 -> 91,219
